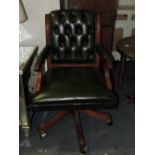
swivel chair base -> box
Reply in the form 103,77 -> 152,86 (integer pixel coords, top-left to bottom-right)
37,109 -> 113,154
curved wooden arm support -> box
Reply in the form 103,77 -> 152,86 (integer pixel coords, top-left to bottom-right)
96,45 -> 113,70
34,46 -> 51,92
34,46 -> 51,72
104,69 -> 112,91
35,71 -> 42,93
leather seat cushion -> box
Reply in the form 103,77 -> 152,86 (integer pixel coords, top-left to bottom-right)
30,67 -> 117,110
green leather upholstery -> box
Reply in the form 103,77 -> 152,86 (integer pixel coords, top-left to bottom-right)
30,67 -> 117,110
29,10 -> 117,111
50,10 -> 96,63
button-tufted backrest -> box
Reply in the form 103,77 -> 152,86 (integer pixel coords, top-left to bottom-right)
48,10 -> 96,63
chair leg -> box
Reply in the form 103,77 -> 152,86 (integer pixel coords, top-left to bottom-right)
72,111 -> 87,154
80,110 -> 112,125
37,111 -> 71,135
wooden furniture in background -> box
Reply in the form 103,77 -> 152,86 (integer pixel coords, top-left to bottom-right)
117,36 -> 135,87
117,36 -> 135,104
60,0 -> 118,53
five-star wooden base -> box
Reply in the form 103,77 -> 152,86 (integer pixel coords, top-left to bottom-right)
37,110 -> 112,154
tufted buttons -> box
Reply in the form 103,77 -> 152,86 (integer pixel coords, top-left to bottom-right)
64,25 -> 71,36
58,35 -> 66,47
53,25 -> 59,34
82,36 -> 88,47
87,25 -> 93,34
71,37 -> 77,47
50,10 -> 96,63
59,13 -> 65,23
81,14 -> 88,23
70,13 -> 77,23
75,24 -> 83,35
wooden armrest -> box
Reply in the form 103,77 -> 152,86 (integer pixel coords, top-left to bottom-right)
96,45 -> 113,90
104,69 -> 112,91
34,45 -> 51,72
96,45 -> 113,70
34,71 -> 42,93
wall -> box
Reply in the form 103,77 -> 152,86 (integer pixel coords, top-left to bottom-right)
119,0 -> 135,6
19,0 -> 60,52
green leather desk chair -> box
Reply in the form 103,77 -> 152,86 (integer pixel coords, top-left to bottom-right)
28,10 -> 118,154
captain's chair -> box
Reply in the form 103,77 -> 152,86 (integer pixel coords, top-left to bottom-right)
28,10 -> 118,154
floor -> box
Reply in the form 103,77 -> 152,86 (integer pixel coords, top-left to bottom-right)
19,61 -> 135,155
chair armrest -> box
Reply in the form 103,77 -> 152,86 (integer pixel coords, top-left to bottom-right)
34,45 -> 51,72
96,45 -> 113,69
34,71 -> 42,93
34,45 -> 51,93
96,45 -> 113,90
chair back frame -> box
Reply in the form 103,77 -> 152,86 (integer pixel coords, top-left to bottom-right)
45,11 -> 101,70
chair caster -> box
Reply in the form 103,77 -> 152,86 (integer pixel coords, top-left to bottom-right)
80,146 -> 88,155
40,132 -> 47,138
106,121 -> 113,126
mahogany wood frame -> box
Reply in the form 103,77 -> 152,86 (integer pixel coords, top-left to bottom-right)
34,12 -> 113,154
